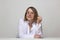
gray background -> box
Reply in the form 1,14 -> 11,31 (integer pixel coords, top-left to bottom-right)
0,0 -> 60,38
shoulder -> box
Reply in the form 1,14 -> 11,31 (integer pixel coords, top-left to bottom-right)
19,18 -> 24,23
19,18 -> 24,21
19,18 -> 28,24
18,18 -> 28,28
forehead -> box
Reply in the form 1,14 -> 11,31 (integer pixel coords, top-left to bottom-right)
28,8 -> 33,12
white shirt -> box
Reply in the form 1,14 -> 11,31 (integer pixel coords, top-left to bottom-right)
18,18 -> 43,38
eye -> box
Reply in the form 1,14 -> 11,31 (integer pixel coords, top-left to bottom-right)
27,11 -> 29,14
31,12 -> 34,14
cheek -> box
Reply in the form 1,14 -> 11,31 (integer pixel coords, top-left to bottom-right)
31,14 -> 34,19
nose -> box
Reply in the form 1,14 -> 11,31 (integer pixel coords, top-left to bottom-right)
29,13 -> 31,16
28,13 -> 31,16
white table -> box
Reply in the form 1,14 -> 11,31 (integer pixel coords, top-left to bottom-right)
0,38 -> 60,40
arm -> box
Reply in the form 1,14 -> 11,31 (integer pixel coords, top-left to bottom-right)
34,16 -> 43,38
36,23 -> 43,36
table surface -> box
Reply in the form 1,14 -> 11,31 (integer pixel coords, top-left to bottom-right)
0,38 -> 60,40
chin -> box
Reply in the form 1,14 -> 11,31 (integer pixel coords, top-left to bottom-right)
27,18 -> 32,21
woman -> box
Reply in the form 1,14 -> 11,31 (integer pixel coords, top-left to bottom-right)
18,6 -> 43,38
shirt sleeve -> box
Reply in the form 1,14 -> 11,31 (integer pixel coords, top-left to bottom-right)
35,23 -> 43,38
18,18 -> 34,38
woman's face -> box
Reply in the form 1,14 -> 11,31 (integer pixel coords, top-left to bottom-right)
26,8 -> 34,21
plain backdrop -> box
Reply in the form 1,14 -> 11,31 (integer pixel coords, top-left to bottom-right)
0,0 -> 60,38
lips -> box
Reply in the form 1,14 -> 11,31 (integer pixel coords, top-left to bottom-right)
28,15 -> 32,18
28,16 -> 32,18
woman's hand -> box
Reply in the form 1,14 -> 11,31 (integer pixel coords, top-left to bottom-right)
34,34 -> 41,38
37,16 -> 42,24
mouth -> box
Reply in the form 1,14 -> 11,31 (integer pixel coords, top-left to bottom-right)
28,16 -> 32,18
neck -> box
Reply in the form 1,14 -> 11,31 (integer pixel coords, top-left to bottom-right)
28,20 -> 33,28
29,20 -> 33,24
